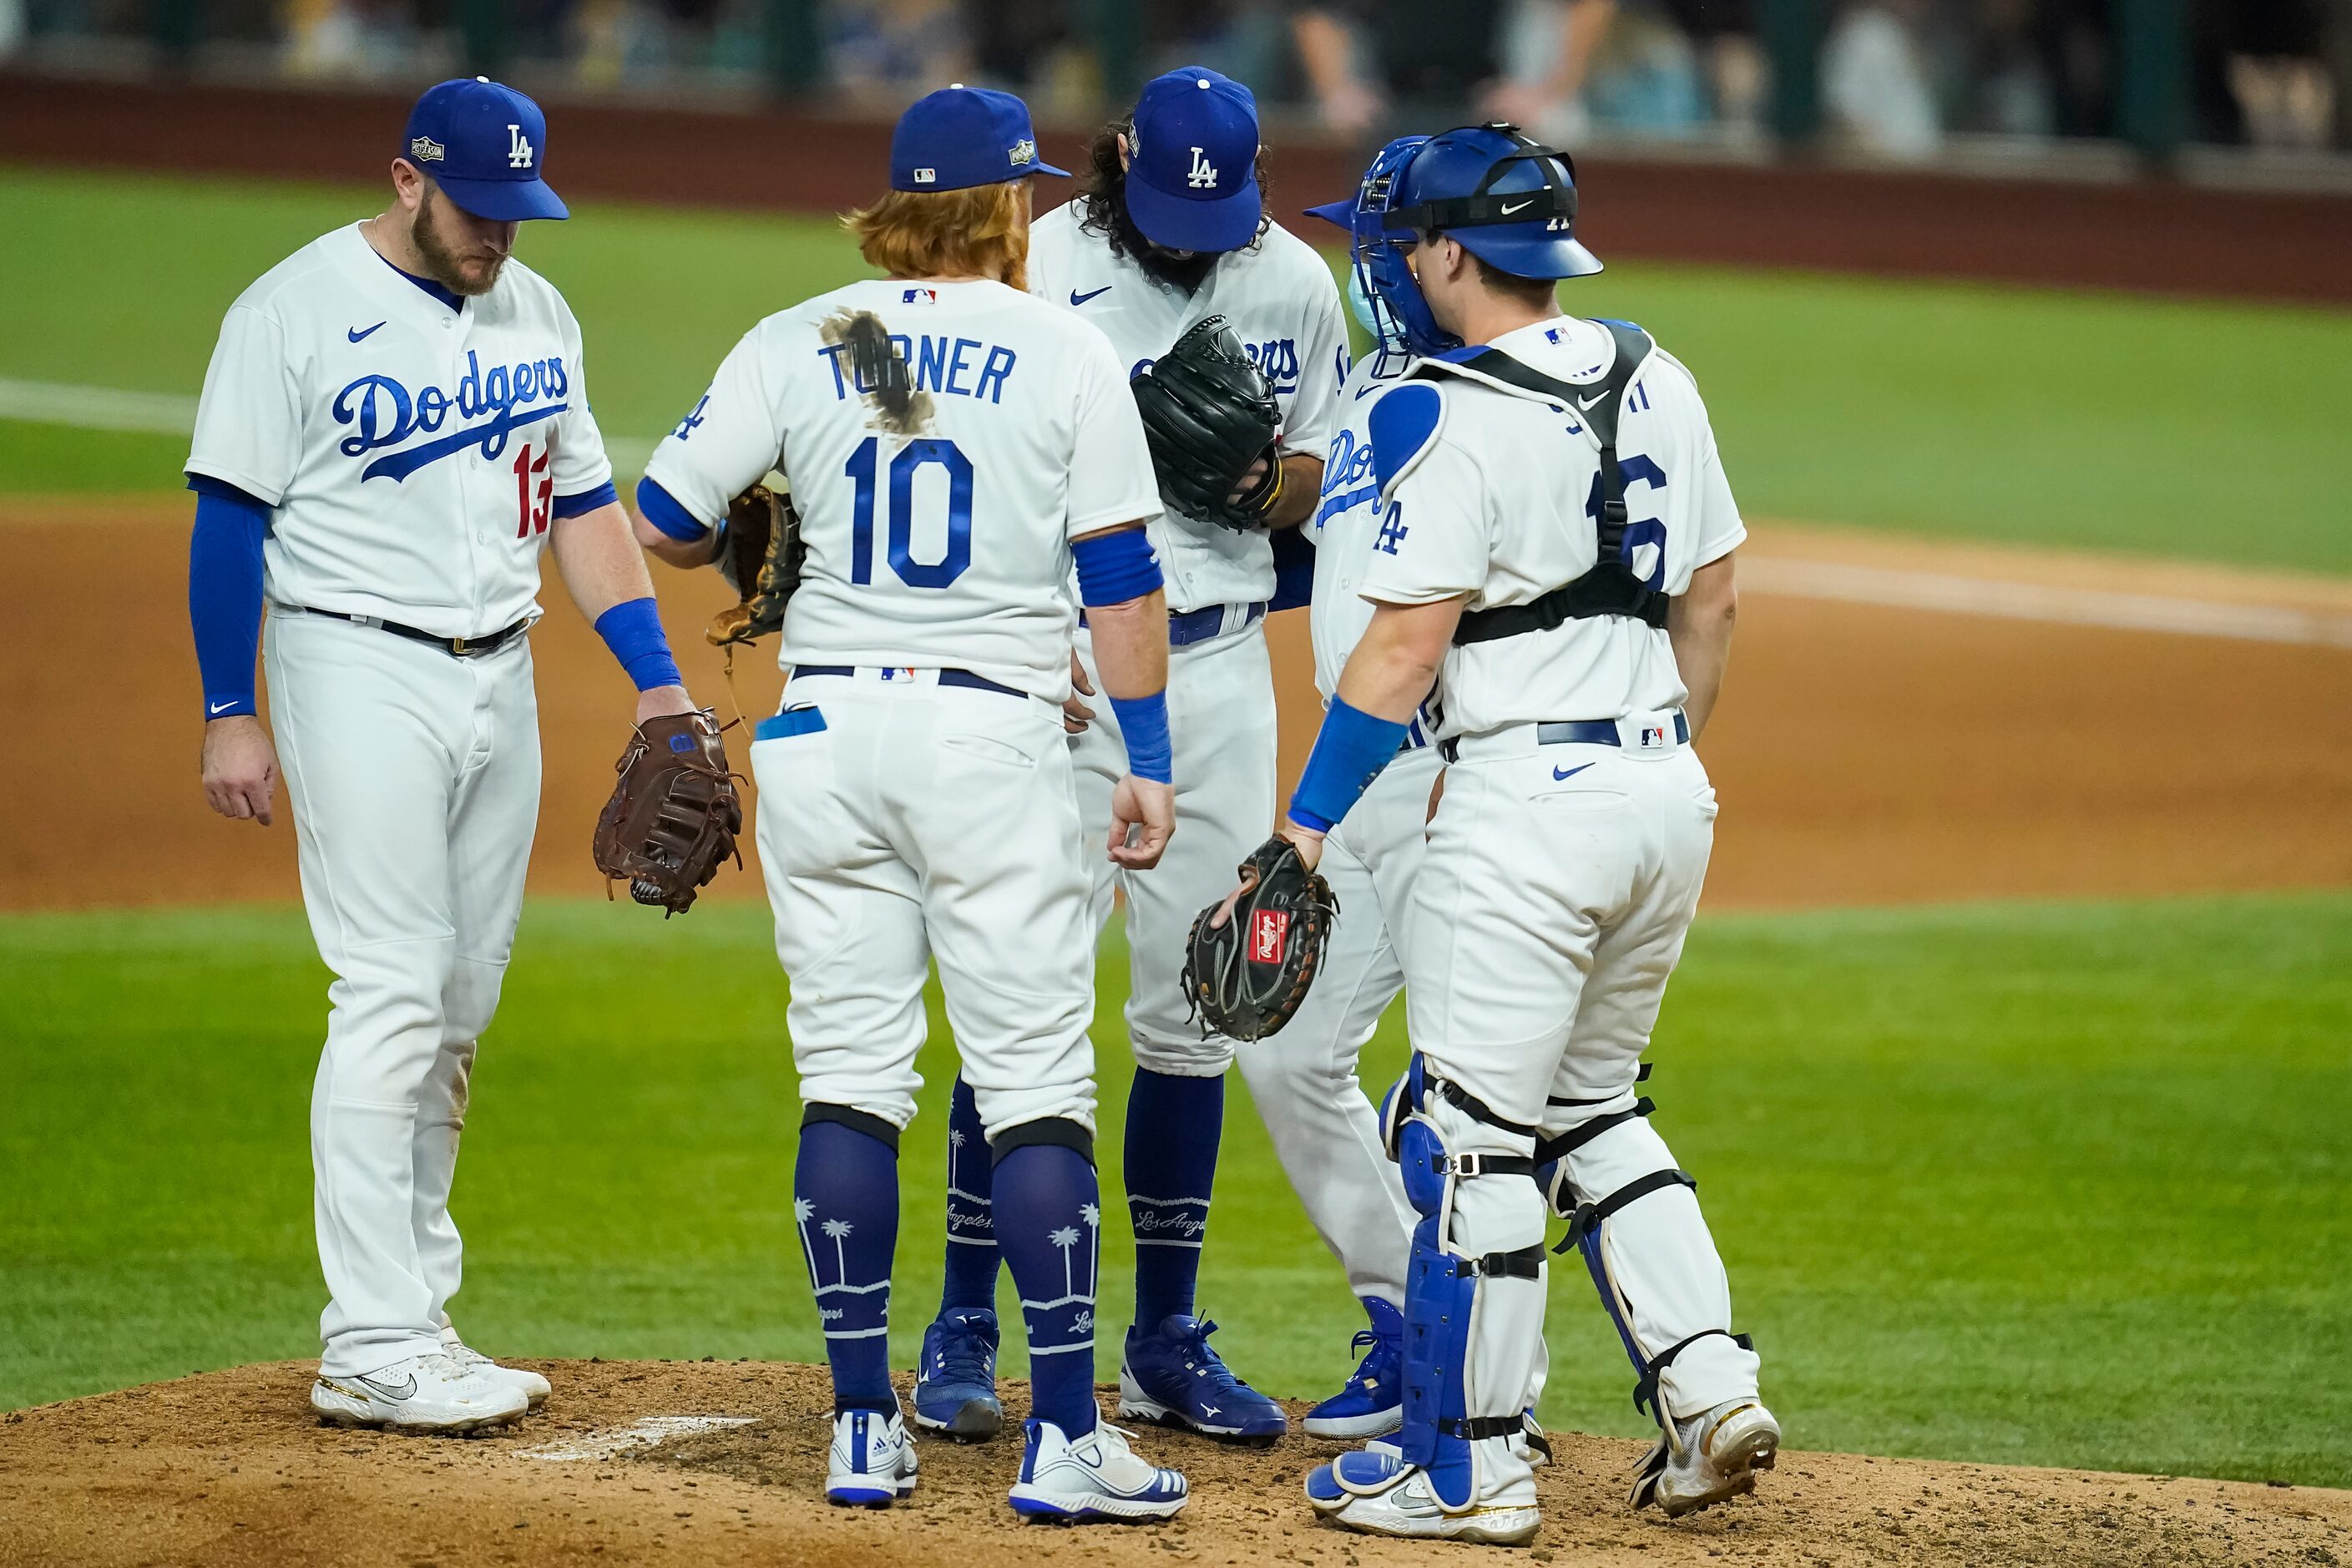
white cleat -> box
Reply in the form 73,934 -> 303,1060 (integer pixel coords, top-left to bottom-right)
310,1350 -> 530,1435
1631,1398 -> 1780,1518
827,1407 -> 919,1507
438,1324 -> 551,1409
1325,1463 -> 1540,1546
1009,1419 -> 1189,1523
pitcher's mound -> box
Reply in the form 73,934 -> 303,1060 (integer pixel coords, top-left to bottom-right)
2,1360 -> 2344,1566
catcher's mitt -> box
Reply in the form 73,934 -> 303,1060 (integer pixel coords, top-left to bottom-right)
707,483 -> 804,649
1130,315 -> 1282,531
592,709 -> 743,916
1181,836 -> 1338,1041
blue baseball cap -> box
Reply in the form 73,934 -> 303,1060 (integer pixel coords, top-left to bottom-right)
1125,67 -> 1262,254
891,85 -> 1067,193
400,78 -> 568,222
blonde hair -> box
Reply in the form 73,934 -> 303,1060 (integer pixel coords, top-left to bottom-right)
843,179 -> 1031,291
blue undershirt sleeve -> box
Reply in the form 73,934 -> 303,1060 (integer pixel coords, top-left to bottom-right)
635,476 -> 712,541
552,479 -> 619,520
1267,525 -> 1315,614
186,478 -> 270,720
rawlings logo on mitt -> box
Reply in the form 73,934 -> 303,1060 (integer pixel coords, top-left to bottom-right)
1181,837 -> 1338,1040
592,709 -> 743,915
1130,314 -> 1283,532
707,483 -> 804,649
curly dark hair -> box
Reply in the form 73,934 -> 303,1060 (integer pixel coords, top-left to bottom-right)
1073,114 -> 1273,292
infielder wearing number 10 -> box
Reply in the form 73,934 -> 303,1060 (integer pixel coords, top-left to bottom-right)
1210,124 -> 1778,1545
633,87 -> 1191,1522
187,78 -> 719,1434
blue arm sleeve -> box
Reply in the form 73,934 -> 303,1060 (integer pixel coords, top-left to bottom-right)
635,476 -> 711,541
187,480 -> 269,720
1107,691 -> 1172,784
1287,696 -> 1409,833
1267,525 -> 1315,614
552,479 -> 619,520
593,597 -> 684,693
1071,528 -> 1163,606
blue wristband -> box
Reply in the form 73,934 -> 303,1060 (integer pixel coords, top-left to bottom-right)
1072,528 -> 1163,606
1109,690 -> 1172,784
1288,696 -> 1408,832
593,597 -> 683,692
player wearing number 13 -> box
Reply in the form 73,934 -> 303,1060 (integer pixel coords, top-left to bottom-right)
634,87 -> 1190,1520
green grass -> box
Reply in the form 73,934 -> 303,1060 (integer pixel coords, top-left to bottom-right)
4,891 -> 2347,1487
3,164 -> 2349,573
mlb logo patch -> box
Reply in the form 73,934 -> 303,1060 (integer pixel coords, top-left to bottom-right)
902,287 -> 938,305
1251,909 -> 1289,964
913,167 -> 937,185
1639,724 -> 1667,749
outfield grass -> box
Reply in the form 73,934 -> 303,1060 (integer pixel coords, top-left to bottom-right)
3,164 -> 2349,573
4,891 -> 2346,1486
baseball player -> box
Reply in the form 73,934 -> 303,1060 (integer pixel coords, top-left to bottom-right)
630,86 -> 1190,1520
913,64 -> 1350,1448
188,78 -> 711,1433
1256,124 -> 1778,1543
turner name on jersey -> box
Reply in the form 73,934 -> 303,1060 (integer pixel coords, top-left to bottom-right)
642,276 -> 1161,704
187,225 -> 612,640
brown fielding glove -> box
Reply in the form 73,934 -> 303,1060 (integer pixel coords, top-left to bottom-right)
1130,315 -> 1284,531
1180,837 -> 1338,1040
708,483 -> 804,649
592,710 -> 743,915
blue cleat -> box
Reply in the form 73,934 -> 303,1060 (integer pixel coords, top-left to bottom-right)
913,1308 -> 1003,1440
1116,1314 -> 1288,1444
1008,1418 -> 1189,1523
1303,1297 -> 1405,1439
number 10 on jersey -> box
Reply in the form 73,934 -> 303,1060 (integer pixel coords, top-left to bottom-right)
844,435 -> 973,589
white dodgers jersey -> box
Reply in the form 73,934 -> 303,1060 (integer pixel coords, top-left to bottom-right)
1307,352 -> 1413,702
1025,201 -> 1350,613
187,224 -> 613,639
1359,316 -> 1747,740
642,278 -> 1161,703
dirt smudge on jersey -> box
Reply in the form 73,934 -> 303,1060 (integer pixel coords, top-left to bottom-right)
820,309 -> 933,436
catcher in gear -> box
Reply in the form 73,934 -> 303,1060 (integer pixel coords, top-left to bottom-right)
1130,315 -> 1283,532
1183,837 -> 1338,1040
592,708 -> 743,915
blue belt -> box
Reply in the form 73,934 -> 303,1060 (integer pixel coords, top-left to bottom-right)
1081,601 -> 1268,648
1439,711 -> 1688,763
791,665 -> 1025,699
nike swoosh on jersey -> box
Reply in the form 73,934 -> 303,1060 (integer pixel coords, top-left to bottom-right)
1552,762 -> 1596,781
347,321 -> 387,342
1069,286 -> 1113,306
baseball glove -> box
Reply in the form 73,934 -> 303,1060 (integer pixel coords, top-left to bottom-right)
1130,315 -> 1283,531
1180,836 -> 1338,1041
706,483 -> 804,650
592,709 -> 743,916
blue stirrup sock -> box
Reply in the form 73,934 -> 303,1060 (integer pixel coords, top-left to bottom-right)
938,1075 -> 1000,1313
1125,1068 -> 1225,1329
794,1117 -> 900,1414
992,1141 -> 1103,1437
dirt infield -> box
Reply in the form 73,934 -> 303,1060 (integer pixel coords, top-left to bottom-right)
3,1360 -> 2346,1568
6,499 -> 2348,913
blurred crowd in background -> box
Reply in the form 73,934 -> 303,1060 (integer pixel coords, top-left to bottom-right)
3,0 -> 2343,163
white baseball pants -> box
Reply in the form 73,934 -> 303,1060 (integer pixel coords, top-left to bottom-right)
749,674 -> 1099,1138
1409,719 -> 1761,1419
265,608 -> 539,1380
1232,743 -> 1436,1310
1069,617 -> 1277,1076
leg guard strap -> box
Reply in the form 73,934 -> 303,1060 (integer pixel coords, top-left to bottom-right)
1436,1076 -> 1540,1140
1437,1413 -> 1526,1441
1555,1167 -> 1697,1252
1632,1328 -> 1756,1420
1534,1097 -> 1654,1166
1446,1152 -> 1534,1179
1453,1243 -> 1545,1280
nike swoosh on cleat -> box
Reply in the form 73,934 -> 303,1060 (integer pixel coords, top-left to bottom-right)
1553,763 -> 1595,781
347,321 -> 386,342
355,1372 -> 417,1400
1069,286 -> 1113,306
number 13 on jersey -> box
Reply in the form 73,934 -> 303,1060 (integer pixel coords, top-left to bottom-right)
844,435 -> 974,589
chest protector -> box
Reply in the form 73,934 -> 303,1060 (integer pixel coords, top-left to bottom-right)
1414,320 -> 1668,643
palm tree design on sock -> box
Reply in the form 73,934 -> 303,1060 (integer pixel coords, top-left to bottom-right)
1051,1226 -> 1081,1298
792,1197 -> 817,1282
823,1216 -> 854,1282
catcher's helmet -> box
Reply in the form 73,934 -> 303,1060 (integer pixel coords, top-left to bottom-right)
1306,124 -> 1601,358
